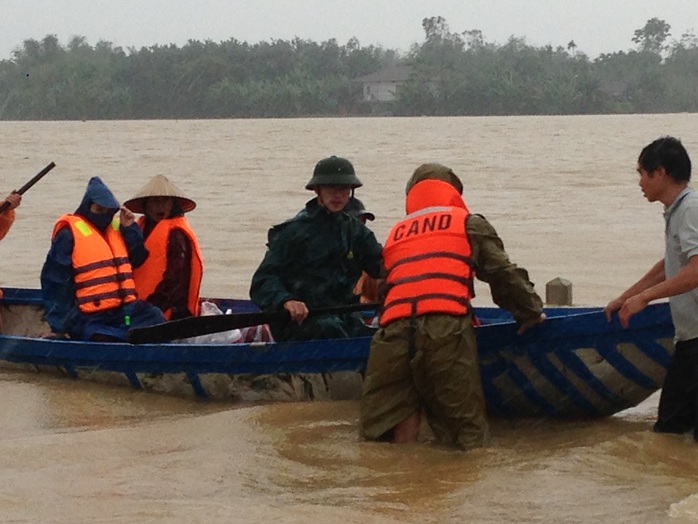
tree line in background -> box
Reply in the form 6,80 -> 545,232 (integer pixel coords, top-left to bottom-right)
1,16 -> 697,120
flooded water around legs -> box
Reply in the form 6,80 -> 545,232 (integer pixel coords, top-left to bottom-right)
1,114 -> 697,522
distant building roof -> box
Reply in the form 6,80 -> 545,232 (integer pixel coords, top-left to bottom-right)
354,64 -> 413,83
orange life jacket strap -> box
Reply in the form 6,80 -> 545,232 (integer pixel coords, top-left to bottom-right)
74,273 -> 135,290
76,288 -> 137,306
386,250 -> 475,272
384,293 -> 472,313
74,257 -> 130,274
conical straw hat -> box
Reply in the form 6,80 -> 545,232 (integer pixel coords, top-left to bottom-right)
123,175 -> 196,214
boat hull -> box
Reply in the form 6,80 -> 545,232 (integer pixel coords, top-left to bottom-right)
0,288 -> 675,417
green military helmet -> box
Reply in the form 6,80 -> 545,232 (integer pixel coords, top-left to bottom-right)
305,155 -> 363,190
405,163 -> 463,195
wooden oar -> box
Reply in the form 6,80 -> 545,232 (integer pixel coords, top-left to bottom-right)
127,302 -> 380,344
0,162 -> 56,214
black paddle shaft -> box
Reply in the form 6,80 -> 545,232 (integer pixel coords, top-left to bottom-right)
127,302 -> 380,344
0,162 -> 56,213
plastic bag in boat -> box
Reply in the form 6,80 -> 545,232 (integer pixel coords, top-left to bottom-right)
182,301 -> 245,344
180,301 -> 274,344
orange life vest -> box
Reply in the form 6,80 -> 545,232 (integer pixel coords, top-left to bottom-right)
53,214 -> 137,314
0,209 -> 15,241
380,204 -> 475,327
133,216 -> 204,319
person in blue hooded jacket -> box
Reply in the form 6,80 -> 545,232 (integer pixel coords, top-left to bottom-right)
40,177 -> 166,341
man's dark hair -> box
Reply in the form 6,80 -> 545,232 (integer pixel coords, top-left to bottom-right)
638,136 -> 692,182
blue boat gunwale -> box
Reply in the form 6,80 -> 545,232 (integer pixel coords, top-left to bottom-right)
0,285 -> 644,326
0,287 -> 674,367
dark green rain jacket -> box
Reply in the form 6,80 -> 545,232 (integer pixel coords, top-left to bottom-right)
250,198 -> 383,313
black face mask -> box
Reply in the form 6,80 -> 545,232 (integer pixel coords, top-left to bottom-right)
87,210 -> 116,232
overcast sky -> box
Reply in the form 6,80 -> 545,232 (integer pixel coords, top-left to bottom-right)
2,0 -> 697,60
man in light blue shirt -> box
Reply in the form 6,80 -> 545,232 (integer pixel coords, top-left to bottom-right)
605,136 -> 698,442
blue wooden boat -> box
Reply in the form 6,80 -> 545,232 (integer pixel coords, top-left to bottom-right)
0,287 -> 675,418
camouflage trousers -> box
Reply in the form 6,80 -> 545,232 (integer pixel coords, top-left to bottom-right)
360,313 -> 489,450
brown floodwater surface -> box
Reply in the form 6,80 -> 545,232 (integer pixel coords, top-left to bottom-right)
0,115 -> 697,522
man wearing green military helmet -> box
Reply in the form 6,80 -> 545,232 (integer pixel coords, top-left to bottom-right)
305,155 -> 363,190
303,155 -> 362,215
250,155 -> 383,341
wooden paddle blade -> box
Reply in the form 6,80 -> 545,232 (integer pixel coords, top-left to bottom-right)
127,310 -> 283,344
127,302 -> 379,344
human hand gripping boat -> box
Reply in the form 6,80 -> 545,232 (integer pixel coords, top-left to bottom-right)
0,287 -> 674,418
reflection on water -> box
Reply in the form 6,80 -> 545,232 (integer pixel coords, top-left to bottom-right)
252,398 -> 698,523
1,372 -> 697,522
1,115 -> 698,521
0,369 -> 230,438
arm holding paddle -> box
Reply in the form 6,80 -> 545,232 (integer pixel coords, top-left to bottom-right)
0,192 -> 21,241
1,192 -> 21,212
0,191 -> 21,331
0,162 -> 56,333
0,162 -> 56,241
283,299 -> 309,324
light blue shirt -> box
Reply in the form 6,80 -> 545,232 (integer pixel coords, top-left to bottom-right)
664,187 -> 698,341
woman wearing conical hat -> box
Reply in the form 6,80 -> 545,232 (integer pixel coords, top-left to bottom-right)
124,175 -> 204,320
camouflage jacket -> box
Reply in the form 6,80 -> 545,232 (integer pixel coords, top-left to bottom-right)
467,213 -> 543,323
250,198 -> 383,311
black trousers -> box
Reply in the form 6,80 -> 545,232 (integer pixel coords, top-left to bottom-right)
654,336 -> 698,441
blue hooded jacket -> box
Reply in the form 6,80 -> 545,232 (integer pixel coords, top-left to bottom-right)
40,177 -> 164,340
74,176 -> 120,231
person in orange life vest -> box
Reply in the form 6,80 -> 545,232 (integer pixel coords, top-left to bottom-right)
345,196 -> 382,304
0,191 -> 21,242
40,177 -> 166,341
360,163 -> 546,451
0,191 -> 22,329
123,175 -> 204,320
